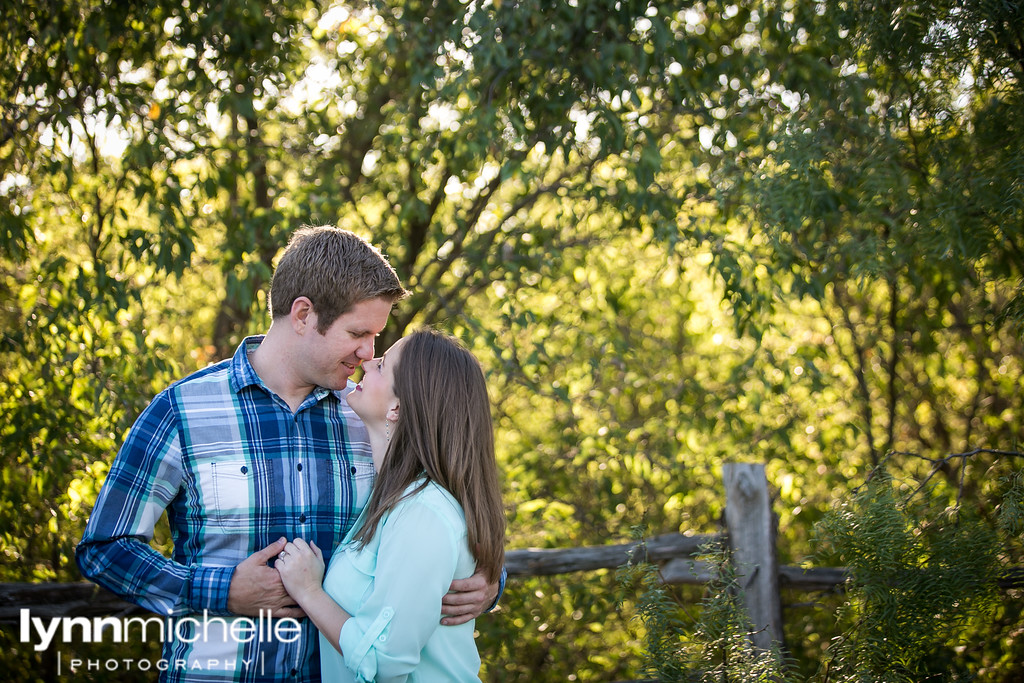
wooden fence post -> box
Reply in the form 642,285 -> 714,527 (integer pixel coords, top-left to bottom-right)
722,462 -> 783,651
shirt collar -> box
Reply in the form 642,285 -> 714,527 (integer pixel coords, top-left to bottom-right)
229,334 -> 335,406
229,335 -> 267,393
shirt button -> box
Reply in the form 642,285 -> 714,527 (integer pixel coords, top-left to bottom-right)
299,514 -> 307,523
350,466 -> 357,474
296,463 -> 303,472
378,634 -> 386,642
240,466 -> 248,474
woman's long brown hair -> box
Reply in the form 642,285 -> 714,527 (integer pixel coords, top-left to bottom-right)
350,328 -> 506,583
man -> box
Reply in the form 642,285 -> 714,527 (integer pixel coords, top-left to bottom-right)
77,226 -> 501,682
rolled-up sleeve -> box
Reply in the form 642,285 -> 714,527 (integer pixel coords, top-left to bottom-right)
338,500 -> 462,682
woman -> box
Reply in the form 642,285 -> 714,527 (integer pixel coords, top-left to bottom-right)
275,328 -> 505,682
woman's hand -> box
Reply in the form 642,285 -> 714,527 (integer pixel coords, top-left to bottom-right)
275,538 -> 326,605
275,538 -> 351,654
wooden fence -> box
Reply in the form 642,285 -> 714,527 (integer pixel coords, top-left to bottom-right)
502,462 -> 846,652
0,462 -> 844,655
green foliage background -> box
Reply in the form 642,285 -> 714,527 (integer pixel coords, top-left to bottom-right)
2,0 -> 1023,680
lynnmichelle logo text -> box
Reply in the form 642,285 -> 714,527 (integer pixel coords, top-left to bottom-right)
19,608 -> 302,652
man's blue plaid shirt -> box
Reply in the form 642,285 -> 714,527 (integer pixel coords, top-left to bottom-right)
76,336 -> 375,682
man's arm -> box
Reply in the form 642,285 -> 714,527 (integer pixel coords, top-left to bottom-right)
78,532 -> 305,618
76,393 -> 236,616
78,388 -> 315,619
440,565 -> 505,626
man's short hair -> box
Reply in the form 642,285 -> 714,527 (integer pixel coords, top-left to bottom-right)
269,226 -> 409,333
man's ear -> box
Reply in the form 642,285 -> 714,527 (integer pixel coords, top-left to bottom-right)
290,297 -> 315,333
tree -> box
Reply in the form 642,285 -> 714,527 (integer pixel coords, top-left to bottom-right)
4,0 -> 1024,679
704,0 -> 1024,485
703,2 -> 1024,676
0,1 -> 793,678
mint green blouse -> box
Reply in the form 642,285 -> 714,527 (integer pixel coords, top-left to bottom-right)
319,479 -> 481,682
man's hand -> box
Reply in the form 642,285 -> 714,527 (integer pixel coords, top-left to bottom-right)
227,537 -> 306,619
440,569 -> 499,626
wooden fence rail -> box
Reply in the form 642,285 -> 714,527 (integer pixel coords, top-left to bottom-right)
2,462 -> 842,652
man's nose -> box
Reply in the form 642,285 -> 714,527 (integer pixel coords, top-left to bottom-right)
356,339 -> 375,360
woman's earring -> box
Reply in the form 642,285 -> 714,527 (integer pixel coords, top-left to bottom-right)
385,420 -> 391,443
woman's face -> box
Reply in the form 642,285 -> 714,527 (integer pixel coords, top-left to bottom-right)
346,336 -> 406,425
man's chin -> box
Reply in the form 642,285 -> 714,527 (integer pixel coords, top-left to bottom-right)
336,369 -> 359,387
